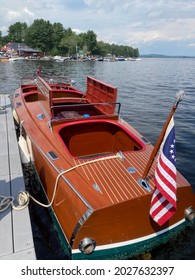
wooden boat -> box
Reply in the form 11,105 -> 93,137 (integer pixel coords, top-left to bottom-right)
13,72 -> 195,260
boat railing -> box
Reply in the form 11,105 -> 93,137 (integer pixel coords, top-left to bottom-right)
50,102 -> 121,123
37,75 -> 73,85
20,77 -> 36,86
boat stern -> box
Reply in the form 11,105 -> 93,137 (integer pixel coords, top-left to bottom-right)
71,183 -> 195,260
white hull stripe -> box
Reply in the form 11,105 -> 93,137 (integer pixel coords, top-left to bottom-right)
72,219 -> 185,254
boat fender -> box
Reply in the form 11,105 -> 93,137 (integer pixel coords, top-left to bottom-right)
18,135 -> 31,164
13,109 -> 20,125
26,135 -> 34,162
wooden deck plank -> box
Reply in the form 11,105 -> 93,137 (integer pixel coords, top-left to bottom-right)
0,94 -> 36,259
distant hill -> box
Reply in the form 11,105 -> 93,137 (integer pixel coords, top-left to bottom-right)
140,54 -> 195,58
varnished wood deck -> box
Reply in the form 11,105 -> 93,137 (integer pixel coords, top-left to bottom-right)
0,94 -> 36,260
73,146 -> 156,205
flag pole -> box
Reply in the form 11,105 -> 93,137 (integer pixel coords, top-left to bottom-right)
142,91 -> 185,180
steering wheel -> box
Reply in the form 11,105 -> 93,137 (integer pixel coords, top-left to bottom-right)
56,83 -> 69,89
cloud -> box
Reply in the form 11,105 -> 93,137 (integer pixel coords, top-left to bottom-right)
187,43 -> 195,48
0,0 -> 195,56
72,28 -> 84,34
6,7 -> 34,21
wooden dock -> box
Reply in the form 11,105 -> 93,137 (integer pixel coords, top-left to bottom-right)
0,94 -> 36,259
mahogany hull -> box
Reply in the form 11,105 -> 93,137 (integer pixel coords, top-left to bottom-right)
13,76 -> 195,259
24,139 -> 195,259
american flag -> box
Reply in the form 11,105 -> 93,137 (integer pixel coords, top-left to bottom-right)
150,116 -> 177,226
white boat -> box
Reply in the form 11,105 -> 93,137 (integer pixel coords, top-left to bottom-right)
53,56 -> 65,62
128,57 -> 142,61
9,57 -> 19,62
115,56 -> 126,61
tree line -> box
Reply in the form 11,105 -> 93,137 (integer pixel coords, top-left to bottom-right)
0,19 -> 139,58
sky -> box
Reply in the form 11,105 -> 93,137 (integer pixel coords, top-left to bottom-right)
0,0 -> 195,56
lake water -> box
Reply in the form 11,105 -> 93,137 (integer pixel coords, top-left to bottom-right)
0,58 -> 195,259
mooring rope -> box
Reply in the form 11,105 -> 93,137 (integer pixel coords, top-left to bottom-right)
29,151 -> 124,208
0,192 -> 29,212
0,152 -> 124,211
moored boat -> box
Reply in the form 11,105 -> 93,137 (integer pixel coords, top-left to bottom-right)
13,71 -> 195,259
9,57 -> 19,62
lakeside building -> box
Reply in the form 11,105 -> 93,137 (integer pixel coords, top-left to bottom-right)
1,42 -> 43,58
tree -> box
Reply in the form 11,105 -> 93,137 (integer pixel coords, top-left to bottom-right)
7,22 -> 27,42
133,48 -> 139,58
52,22 -> 65,47
59,33 -> 79,56
64,27 -> 75,37
1,19 -> 140,57
0,35 -> 9,46
96,41 -> 110,56
50,22 -> 65,55
25,19 -> 54,53
79,30 -> 97,55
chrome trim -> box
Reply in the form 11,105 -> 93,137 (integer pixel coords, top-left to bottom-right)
37,113 -> 45,120
117,151 -> 125,160
26,131 -> 93,210
47,151 -> 59,160
79,238 -> 96,254
137,178 -> 151,192
92,183 -> 101,192
72,218 -> 186,254
79,209 -> 93,225
141,137 -> 150,144
38,101 -> 50,122
70,209 -> 93,246
127,167 -> 136,173
29,161 -> 71,248
185,206 -> 195,223
16,102 -> 22,107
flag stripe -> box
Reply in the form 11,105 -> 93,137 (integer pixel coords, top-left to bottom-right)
150,116 -> 177,226
159,153 -> 176,182
156,204 -> 175,225
154,167 -> 177,204
155,161 -> 176,193
150,189 -> 176,225
150,190 -> 165,214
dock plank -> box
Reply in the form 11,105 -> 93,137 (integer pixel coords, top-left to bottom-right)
0,175 -> 13,257
0,248 -> 36,260
0,95 -> 12,257
11,173 -> 35,254
0,94 -> 36,259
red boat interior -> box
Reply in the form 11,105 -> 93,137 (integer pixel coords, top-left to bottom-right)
21,75 -> 120,121
58,120 -> 144,158
19,76 -> 145,158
